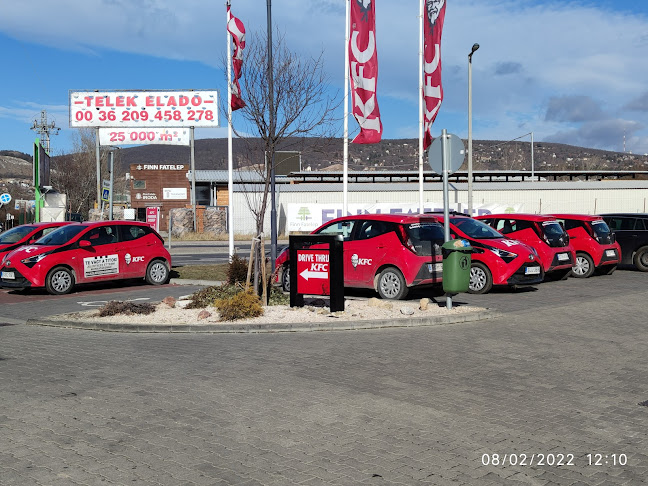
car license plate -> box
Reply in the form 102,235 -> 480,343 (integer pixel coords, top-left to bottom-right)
606,249 -> 616,257
428,263 -> 443,273
1,271 -> 15,280
557,253 -> 569,261
525,266 -> 540,275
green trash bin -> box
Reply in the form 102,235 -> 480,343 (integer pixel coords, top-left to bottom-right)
442,239 -> 473,293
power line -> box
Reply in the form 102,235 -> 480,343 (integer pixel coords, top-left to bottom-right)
30,110 -> 60,153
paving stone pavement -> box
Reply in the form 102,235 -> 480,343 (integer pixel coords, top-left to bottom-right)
1,270 -> 648,485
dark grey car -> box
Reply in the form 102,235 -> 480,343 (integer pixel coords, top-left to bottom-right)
601,213 -> 648,271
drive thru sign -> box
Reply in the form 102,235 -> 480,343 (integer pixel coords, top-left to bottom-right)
297,250 -> 330,295
289,234 -> 344,312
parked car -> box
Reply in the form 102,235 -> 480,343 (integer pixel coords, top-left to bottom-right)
550,214 -> 621,277
475,214 -> 576,279
0,222 -> 71,261
600,213 -> 648,271
276,213 -> 446,300
0,221 -> 171,294
432,213 -> 543,294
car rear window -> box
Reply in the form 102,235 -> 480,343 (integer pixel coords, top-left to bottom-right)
541,221 -> 567,246
405,222 -> 444,255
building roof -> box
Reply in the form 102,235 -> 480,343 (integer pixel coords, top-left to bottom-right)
188,170 -> 292,184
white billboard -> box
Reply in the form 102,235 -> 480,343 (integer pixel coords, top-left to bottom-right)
99,127 -> 190,146
69,90 -> 219,128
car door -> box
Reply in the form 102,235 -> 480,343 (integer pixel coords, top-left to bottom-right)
116,225 -> 150,278
344,219 -> 397,286
314,219 -> 356,285
76,225 -> 122,283
605,216 -> 639,265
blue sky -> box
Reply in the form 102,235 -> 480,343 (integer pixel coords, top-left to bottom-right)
1,0 -> 648,156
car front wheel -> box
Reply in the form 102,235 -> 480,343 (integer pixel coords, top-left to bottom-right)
145,260 -> 170,285
571,252 -> 594,278
468,262 -> 493,294
633,247 -> 648,271
376,267 -> 408,300
45,266 -> 75,295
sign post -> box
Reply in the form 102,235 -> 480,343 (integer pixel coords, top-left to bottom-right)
428,130 -> 466,309
289,235 -> 344,312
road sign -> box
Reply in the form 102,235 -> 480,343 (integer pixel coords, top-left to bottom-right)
428,133 -> 465,175
296,249 -> 330,295
0,193 -> 11,205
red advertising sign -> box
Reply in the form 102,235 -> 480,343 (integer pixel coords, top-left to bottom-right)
423,0 -> 447,149
349,0 -> 382,144
146,207 -> 160,232
296,249 -> 330,295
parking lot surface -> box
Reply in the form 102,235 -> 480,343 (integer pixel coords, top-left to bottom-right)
1,270 -> 647,485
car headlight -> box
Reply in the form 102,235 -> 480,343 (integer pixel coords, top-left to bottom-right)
489,248 -> 518,262
21,254 -> 48,266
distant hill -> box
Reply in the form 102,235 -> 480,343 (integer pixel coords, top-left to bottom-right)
116,137 -> 648,174
2,138 -> 648,195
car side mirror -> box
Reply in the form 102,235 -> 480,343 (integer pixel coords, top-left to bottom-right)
29,239 -> 36,244
79,240 -> 92,248
611,233 -> 616,243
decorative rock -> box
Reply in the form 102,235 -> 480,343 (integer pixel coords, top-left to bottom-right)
162,296 -> 177,308
197,310 -> 211,320
400,306 -> 415,316
176,300 -> 192,309
368,298 -> 393,309
419,298 -> 430,311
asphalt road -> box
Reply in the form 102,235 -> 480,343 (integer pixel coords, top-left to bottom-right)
1,269 -> 647,485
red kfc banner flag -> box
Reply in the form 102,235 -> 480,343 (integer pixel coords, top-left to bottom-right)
349,0 -> 383,144
227,4 -> 246,111
423,0 -> 446,149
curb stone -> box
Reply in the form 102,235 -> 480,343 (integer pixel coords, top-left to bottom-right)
25,309 -> 502,333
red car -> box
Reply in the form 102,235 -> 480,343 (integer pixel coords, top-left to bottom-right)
550,214 -> 621,277
276,213 -> 445,300
475,214 -> 576,279
434,213 -> 543,294
0,221 -> 171,294
0,222 -> 71,261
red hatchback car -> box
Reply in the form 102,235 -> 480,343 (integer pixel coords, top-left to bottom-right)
0,221 -> 171,294
276,213 -> 445,300
550,214 -> 621,277
475,214 -> 576,279
434,213 -> 543,294
0,222 -> 71,261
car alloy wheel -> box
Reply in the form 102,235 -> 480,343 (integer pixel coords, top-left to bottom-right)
571,253 -> 594,278
377,267 -> 408,300
146,260 -> 169,285
46,266 -> 75,295
468,262 -> 493,294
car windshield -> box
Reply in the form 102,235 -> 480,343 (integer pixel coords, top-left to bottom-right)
450,218 -> 503,239
0,225 -> 36,244
34,225 -> 86,246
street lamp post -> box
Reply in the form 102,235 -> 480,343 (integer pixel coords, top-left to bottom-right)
467,43 -> 479,216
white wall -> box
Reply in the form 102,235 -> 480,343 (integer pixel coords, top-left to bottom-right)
230,181 -> 648,235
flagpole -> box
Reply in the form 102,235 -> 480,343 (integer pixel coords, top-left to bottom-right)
418,0 -> 424,213
343,0 -> 350,216
227,0 -> 234,260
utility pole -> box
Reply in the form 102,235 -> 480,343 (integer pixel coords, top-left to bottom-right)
30,110 -> 60,153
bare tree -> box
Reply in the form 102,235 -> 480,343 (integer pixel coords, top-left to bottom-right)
229,30 -> 341,235
51,129 -> 118,219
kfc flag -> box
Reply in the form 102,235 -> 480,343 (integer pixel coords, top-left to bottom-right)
349,0 -> 382,144
423,0 -> 446,149
227,4 -> 246,111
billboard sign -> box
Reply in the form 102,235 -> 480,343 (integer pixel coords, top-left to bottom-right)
69,90 -> 219,128
99,127 -> 190,146
33,140 -> 51,188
